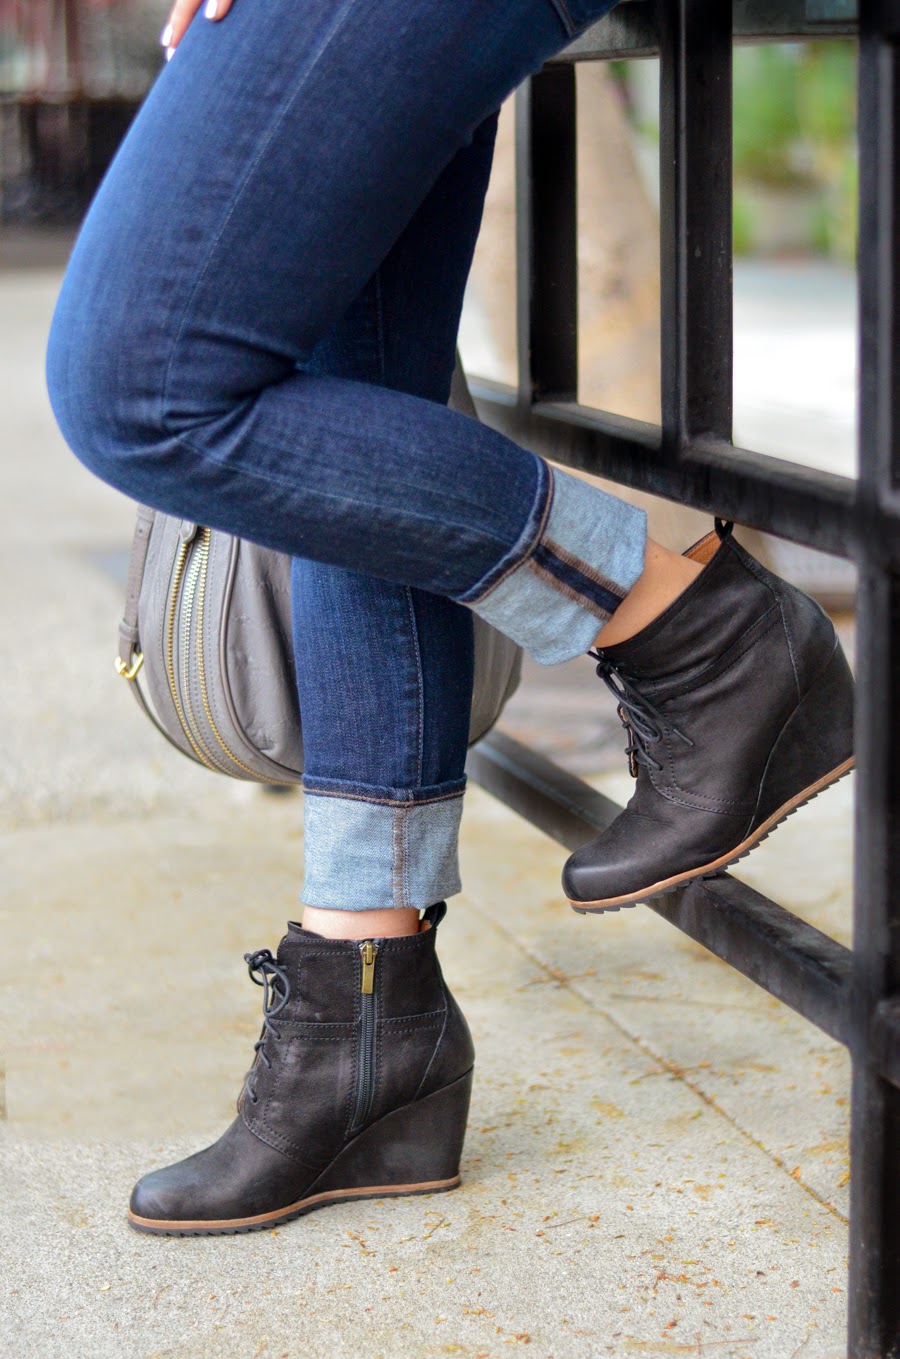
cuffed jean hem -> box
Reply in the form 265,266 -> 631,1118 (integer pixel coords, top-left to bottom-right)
301,780 -> 465,911
460,464 -> 648,665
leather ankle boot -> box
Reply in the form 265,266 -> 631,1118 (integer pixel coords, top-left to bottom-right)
128,903 -> 474,1234
563,522 -> 854,913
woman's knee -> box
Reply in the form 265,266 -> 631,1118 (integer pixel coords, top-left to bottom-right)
46,264 -> 177,499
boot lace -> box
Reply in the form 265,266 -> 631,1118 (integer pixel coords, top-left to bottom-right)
589,649 -> 693,778
241,948 -> 291,1106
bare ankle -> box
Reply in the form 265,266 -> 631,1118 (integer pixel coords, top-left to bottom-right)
594,539 -> 703,648
301,905 -> 421,939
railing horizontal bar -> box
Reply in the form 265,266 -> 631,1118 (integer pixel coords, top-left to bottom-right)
471,379 -> 860,558
552,0 -> 857,64
468,730 -> 853,1047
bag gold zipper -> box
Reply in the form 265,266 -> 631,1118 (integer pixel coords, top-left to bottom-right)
193,528 -> 270,780
165,527 -> 280,781
164,536 -> 222,773
179,543 -> 230,772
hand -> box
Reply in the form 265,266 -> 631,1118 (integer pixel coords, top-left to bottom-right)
159,0 -> 235,59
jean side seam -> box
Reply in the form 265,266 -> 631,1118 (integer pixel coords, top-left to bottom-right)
391,808 -> 404,910
526,556 -> 609,622
457,456 -> 554,606
529,549 -> 624,617
159,0 -> 365,427
550,0 -> 579,35
403,808 -> 412,912
403,587 -> 425,786
542,536 -> 628,601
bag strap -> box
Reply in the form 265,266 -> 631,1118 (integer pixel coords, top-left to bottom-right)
117,503 -> 155,670
115,505 -> 195,759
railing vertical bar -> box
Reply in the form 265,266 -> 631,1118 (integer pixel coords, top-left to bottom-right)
515,67 -> 579,406
515,79 -> 534,410
658,0 -> 734,451
848,574 -> 900,1358
849,2 -> 900,1354
503,7 -> 900,1351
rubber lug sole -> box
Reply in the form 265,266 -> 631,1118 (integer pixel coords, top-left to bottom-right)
569,756 -> 854,916
128,1175 -> 460,1236
127,1068 -> 473,1236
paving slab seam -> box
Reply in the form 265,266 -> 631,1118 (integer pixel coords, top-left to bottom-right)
473,901 -> 850,1226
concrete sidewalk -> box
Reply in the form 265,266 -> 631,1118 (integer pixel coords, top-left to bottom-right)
0,266 -> 852,1358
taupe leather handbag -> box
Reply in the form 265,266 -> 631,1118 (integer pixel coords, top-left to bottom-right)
113,364 -> 522,784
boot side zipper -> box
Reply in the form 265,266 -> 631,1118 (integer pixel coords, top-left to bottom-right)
350,941 -> 379,1133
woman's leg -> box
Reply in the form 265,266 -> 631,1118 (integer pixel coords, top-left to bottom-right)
46,0 -> 647,671
46,0 -> 852,913
294,118 -> 501,930
125,114 -> 502,1238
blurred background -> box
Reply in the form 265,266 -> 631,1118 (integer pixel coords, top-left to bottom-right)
0,0 -> 166,231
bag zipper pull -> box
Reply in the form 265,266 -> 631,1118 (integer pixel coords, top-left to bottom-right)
360,941 -> 379,994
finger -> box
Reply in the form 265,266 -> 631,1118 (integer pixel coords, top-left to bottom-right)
160,0 -> 203,55
202,0 -> 236,19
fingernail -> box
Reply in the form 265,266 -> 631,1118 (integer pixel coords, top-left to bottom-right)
205,0 -> 218,15
165,45 -> 175,61
160,22 -> 173,45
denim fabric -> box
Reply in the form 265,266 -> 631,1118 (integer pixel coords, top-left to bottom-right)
464,467 -> 647,665
294,568 -> 473,910
303,786 -> 465,911
290,116 -> 493,910
46,0 -> 643,636
44,0 -> 645,907
294,563 -> 476,793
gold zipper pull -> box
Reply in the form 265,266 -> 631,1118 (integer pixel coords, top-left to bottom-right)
360,941 -> 379,995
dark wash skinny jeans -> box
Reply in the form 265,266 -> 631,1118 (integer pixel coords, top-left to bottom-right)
46,0 -> 645,912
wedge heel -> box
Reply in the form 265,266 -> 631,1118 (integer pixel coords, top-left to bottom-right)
127,906 -> 477,1237
563,526 -> 856,911
309,1068 -> 474,1198
129,1071 -> 474,1235
754,641 -> 855,827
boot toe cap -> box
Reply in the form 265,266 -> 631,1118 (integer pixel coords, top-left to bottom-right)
562,812 -> 660,905
129,1158 -> 211,1224
128,1115 -> 320,1228
561,804 -> 743,906
562,835 -> 646,906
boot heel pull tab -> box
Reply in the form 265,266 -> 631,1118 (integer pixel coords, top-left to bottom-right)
715,518 -> 734,541
422,901 -> 448,930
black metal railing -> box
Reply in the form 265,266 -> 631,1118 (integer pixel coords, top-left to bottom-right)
465,2 -> 900,1354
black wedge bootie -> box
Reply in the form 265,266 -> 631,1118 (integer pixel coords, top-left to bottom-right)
563,522 -> 855,913
128,903 -> 474,1235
